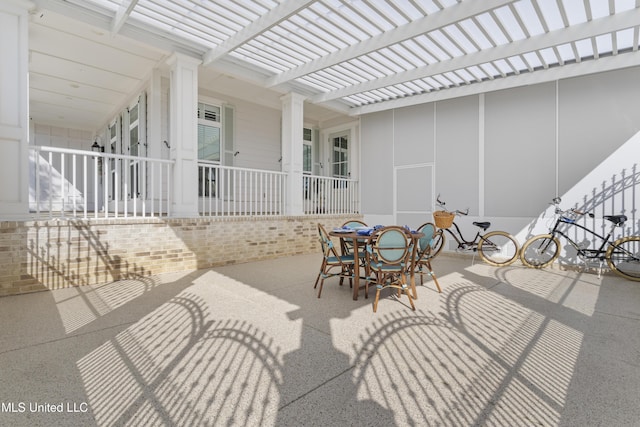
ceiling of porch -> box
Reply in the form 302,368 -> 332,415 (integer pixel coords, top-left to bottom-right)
29,0 -> 640,131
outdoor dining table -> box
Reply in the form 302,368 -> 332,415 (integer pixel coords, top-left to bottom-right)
328,228 -> 424,301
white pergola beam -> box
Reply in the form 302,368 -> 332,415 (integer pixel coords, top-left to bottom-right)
313,7 -> 640,103
111,0 -> 138,35
350,50 -> 640,115
202,0 -> 315,66
266,0 -> 516,87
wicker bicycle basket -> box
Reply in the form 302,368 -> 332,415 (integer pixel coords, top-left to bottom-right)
433,210 -> 455,229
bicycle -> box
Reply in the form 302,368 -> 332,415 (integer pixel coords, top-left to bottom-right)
520,197 -> 640,281
429,195 -> 520,266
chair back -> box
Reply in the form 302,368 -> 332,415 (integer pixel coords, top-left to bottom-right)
340,220 -> 368,255
416,222 -> 436,259
342,220 -> 367,229
369,226 -> 410,266
317,224 -> 340,258
413,222 -> 443,293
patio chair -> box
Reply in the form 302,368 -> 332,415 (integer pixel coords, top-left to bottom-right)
342,220 -> 367,228
340,220 -> 368,258
314,224 -> 356,298
365,226 -> 416,312
413,222 -> 442,293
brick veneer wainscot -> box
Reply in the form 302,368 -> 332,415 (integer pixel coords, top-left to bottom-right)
0,215 -> 361,296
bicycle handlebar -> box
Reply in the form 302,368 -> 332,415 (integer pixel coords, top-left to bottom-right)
549,197 -> 594,218
436,194 -> 468,216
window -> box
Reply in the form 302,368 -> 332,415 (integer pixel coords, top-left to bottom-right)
129,103 -> 139,156
331,133 -> 349,178
198,102 -> 221,163
303,128 -> 312,174
198,102 -> 222,197
126,97 -> 145,198
105,93 -> 147,201
108,119 -> 119,201
109,120 -> 119,154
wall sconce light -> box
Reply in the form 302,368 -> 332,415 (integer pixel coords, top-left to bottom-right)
91,140 -> 104,152
234,151 -> 240,156
91,140 -> 104,178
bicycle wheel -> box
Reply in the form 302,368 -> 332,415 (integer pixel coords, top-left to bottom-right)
520,234 -> 560,268
606,236 -> 640,281
478,231 -> 519,266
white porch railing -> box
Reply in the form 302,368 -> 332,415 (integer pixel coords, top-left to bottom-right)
303,175 -> 360,215
28,146 -> 359,219
198,162 -> 287,216
29,146 -> 174,219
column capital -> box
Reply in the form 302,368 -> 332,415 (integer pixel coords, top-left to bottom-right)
166,52 -> 202,68
280,92 -> 307,104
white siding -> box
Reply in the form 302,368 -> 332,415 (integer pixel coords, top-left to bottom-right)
233,99 -> 281,171
360,66 -> 640,238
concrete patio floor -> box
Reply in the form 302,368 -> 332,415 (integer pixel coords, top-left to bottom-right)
1,253 -> 639,426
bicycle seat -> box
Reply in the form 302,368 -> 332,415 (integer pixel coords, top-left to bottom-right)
604,215 -> 627,225
473,221 -> 491,231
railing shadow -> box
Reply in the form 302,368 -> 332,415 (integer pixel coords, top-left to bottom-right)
22,219 -> 176,333
26,220 -> 152,291
348,292 -> 575,427
8,249 -> 637,426
77,292 -> 285,426
517,162 -> 639,269
451,254 -> 640,426
72,260 -> 397,426
575,163 -> 638,237
351,311 -> 462,425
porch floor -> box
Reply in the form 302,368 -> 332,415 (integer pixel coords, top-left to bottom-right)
1,253 -> 639,426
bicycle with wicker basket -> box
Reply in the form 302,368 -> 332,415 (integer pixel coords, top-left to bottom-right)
430,195 -> 520,266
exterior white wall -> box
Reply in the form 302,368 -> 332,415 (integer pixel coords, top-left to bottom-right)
361,110 -> 394,227
484,82 -> 557,219
434,96 -> 479,219
32,124 -> 93,149
360,66 -> 640,250
232,97 -> 281,171
557,67 -> 640,195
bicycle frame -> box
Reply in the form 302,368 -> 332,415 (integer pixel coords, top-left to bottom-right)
442,221 -> 482,251
548,216 -> 617,259
434,194 -> 520,266
522,197 -> 640,280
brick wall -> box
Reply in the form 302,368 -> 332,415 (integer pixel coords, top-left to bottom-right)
0,215 -> 361,296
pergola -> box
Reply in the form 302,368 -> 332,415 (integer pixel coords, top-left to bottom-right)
30,0 -> 640,124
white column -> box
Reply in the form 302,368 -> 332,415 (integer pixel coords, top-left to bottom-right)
146,68 -> 164,209
167,53 -> 201,217
0,0 -> 31,220
281,92 -> 305,216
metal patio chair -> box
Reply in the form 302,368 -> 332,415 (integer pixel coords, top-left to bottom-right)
413,222 -> 442,293
365,226 -> 415,312
314,224 -> 356,298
